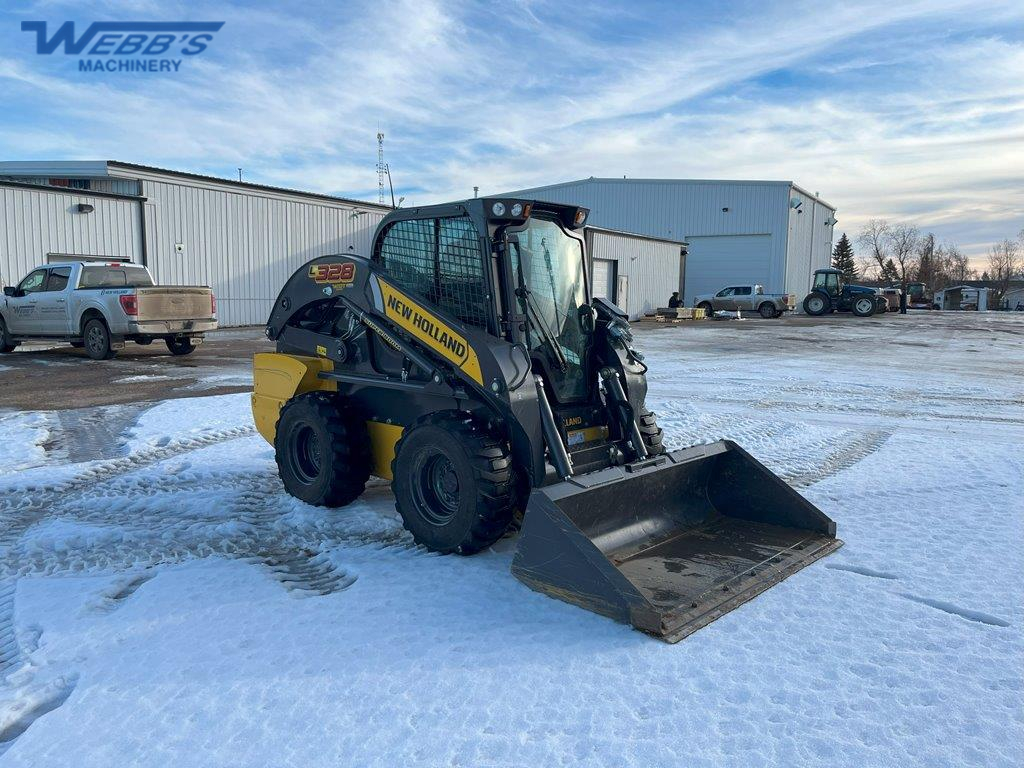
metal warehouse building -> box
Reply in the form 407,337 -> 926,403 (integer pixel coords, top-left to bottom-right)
505,178 -> 837,310
0,161 -> 390,326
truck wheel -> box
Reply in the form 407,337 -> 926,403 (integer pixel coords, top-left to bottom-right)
83,318 -> 116,360
802,292 -> 828,316
698,301 -> 714,316
165,337 -> 195,356
758,302 -> 777,319
0,317 -> 17,353
852,297 -> 875,317
275,391 -> 371,507
637,408 -> 665,455
392,413 -> 515,555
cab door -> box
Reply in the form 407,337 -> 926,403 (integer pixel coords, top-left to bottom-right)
37,266 -> 73,335
4,268 -> 49,334
733,286 -> 753,310
713,287 -> 737,311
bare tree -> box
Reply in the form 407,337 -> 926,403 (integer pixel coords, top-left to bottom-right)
988,239 -> 1022,307
888,224 -> 919,286
941,244 -> 975,285
915,233 -> 938,288
857,219 -> 891,279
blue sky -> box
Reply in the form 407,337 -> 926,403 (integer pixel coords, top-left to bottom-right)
2,0 -> 1022,265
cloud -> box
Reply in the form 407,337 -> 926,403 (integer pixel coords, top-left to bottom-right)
1,0 -> 1021,265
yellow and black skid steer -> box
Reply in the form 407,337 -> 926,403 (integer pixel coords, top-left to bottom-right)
252,198 -> 842,642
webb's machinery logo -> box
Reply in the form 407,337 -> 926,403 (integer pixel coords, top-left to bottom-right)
20,21 -> 225,73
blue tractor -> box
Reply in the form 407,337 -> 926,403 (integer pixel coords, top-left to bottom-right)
802,268 -> 887,317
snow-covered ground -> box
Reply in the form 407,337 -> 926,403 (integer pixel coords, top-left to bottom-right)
0,313 -> 1021,767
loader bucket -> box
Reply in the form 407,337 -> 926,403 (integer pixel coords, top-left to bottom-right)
511,440 -> 842,642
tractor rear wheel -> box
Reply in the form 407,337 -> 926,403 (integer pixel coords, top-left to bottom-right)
275,391 -> 371,507
852,296 -> 876,317
803,292 -> 829,316
392,412 -> 516,555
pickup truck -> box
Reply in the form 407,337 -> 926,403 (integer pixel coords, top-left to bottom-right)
693,284 -> 793,318
0,261 -> 217,360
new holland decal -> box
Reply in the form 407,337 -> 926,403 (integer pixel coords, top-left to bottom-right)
377,280 -> 483,385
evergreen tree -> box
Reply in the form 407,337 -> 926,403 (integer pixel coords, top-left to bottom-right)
880,258 -> 900,283
831,233 -> 857,280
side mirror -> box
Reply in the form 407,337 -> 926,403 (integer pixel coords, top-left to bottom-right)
3,286 -> 16,297
579,304 -> 597,334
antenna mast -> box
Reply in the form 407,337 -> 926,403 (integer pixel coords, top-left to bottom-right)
376,131 -> 386,206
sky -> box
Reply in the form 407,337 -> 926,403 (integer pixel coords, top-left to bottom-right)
2,0 -> 1023,267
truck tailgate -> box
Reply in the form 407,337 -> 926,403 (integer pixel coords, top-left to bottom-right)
136,287 -> 213,321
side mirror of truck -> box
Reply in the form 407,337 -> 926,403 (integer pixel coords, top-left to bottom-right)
3,286 -> 16,297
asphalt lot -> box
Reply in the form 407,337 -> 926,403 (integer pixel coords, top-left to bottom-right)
0,328 -> 272,410
0,311 -> 1019,411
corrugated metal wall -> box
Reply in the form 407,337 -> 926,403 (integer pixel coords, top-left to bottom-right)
684,234 -> 773,303
0,185 -> 141,288
122,170 -> 388,326
507,179 -> 835,310
785,188 -> 835,298
586,229 -> 682,319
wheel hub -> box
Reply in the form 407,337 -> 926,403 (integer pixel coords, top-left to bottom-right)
294,426 -> 322,482
414,453 -> 460,525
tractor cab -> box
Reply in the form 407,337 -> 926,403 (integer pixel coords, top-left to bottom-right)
812,268 -> 843,296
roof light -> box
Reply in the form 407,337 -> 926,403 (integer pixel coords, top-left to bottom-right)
510,203 -> 523,217
574,209 -> 588,226
491,202 -> 506,216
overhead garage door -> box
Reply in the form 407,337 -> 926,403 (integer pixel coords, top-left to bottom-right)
591,258 -> 616,301
684,234 -> 772,306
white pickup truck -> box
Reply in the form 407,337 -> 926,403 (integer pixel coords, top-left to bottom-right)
692,284 -> 793,318
1,261 -> 217,360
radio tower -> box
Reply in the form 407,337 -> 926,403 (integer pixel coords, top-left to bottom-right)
376,131 -> 386,206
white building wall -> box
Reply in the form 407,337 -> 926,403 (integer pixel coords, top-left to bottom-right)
585,228 -> 683,319
0,184 -> 141,288
785,187 -> 835,298
112,168 -> 388,327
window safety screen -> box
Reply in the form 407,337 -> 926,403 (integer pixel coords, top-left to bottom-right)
375,217 -> 489,329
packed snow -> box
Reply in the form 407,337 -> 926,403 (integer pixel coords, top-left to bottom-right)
0,313 -> 1021,767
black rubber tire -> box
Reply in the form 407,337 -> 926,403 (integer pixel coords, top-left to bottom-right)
636,408 -> 665,456
0,317 -> 16,353
135,338 -> 153,346
851,296 -> 875,317
166,337 -> 196,355
275,391 -> 371,507
698,302 -> 714,316
392,412 -> 515,555
803,292 -> 829,316
758,302 -> 777,319
83,318 -> 116,360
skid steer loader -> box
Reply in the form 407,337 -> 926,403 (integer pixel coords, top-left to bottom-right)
252,198 -> 842,642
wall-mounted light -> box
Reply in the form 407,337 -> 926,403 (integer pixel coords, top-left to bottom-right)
789,197 -> 803,210
721,207 -> 729,213
77,203 -> 94,214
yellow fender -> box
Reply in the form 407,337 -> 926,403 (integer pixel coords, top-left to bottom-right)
251,352 -> 402,480
251,353 -> 336,446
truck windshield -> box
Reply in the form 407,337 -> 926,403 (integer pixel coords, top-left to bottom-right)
508,217 -> 589,402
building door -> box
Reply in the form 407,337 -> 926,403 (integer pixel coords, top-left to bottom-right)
591,258 -> 616,301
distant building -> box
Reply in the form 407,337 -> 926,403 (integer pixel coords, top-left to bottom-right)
502,177 -> 836,310
0,161 -> 390,326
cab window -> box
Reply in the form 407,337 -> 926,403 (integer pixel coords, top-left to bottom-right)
374,216 -> 489,329
715,287 -> 735,297
736,286 -> 752,295
17,269 -> 47,294
45,267 -> 72,291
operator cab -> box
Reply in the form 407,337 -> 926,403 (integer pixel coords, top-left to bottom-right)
813,268 -> 843,296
